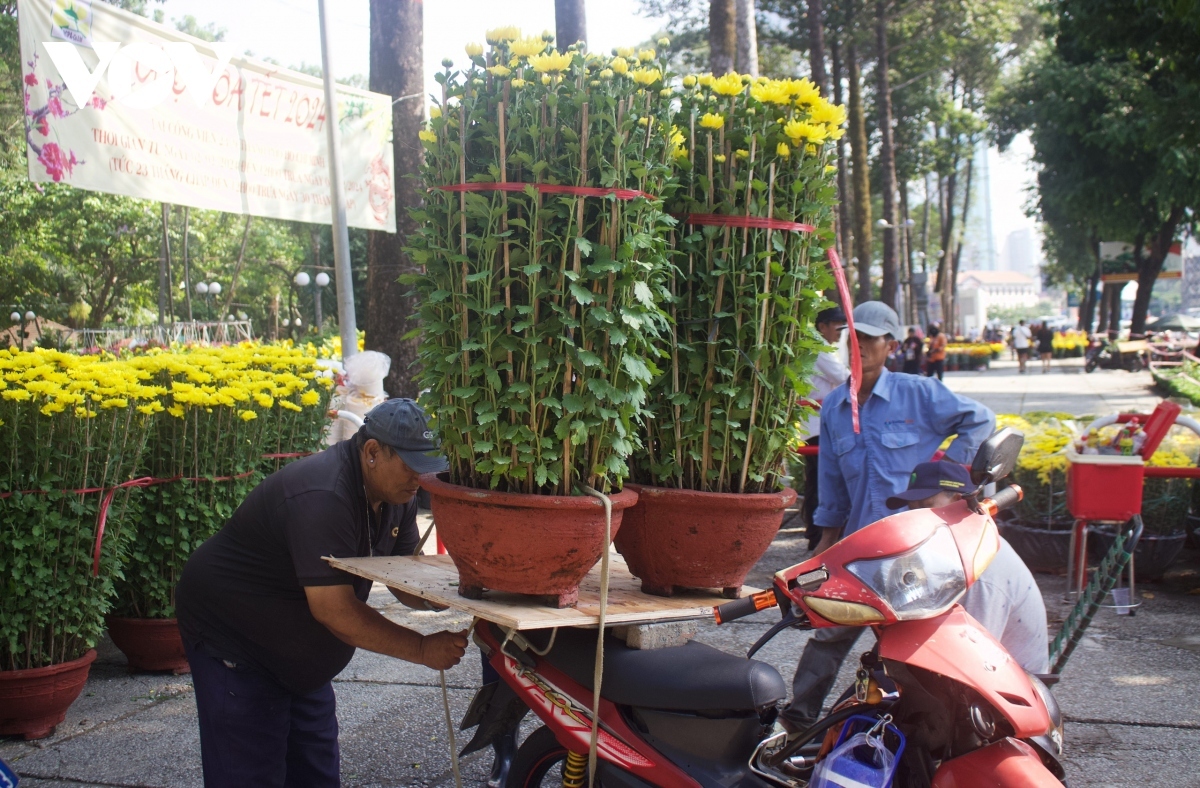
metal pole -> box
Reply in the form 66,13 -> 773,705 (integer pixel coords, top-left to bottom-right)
317,0 -> 358,360
182,207 -> 193,321
314,283 -> 323,328
158,203 -> 170,335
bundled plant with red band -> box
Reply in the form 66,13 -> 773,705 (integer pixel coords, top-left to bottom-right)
407,36 -> 677,495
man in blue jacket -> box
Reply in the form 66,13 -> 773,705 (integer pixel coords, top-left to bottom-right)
781,301 -> 995,732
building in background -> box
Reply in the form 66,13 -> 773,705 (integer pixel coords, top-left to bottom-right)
956,270 -> 1039,336
1003,228 -> 1039,278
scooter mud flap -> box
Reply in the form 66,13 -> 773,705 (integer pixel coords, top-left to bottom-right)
458,680 -> 529,757
931,738 -> 1061,787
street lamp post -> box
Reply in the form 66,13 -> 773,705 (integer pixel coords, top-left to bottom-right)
195,282 -> 220,321
314,272 -> 330,329
10,310 -> 36,349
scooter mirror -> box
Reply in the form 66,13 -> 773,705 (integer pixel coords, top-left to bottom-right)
970,427 -> 1024,486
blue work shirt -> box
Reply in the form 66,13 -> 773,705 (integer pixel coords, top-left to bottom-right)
815,368 -> 995,537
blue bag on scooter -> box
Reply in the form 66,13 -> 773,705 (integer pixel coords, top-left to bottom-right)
810,715 -> 904,788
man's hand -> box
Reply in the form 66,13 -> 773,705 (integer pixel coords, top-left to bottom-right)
419,629 -> 469,670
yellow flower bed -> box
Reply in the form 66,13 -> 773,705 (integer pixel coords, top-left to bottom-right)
1051,330 -> 1089,352
945,342 -> 997,358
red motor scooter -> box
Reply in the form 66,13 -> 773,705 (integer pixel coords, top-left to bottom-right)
460,428 -> 1066,787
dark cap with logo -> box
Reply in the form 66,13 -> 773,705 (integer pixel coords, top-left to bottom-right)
362,398 -> 449,475
886,461 -> 972,509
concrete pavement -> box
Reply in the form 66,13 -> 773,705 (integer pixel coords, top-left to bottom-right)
3,362 -> 1199,787
941,356 -> 1162,417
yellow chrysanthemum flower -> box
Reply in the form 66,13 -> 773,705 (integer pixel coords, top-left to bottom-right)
511,78 -> 528,88
610,56 -> 629,75
630,67 -> 662,85
509,37 -> 547,58
697,73 -> 716,88
638,49 -> 656,61
239,410 -> 257,422
529,51 -> 574,73
749,80 -> 791,105
792,78 -> 821,106
809,100 -> 848,127
699,112 -> 724,130
776,142 -> 790,158
465,42 -> 484,57
682,75 -> 697,88
487,65 -> 512,77
783,119 -> 828,144
418,129 -> 437,143
485,26 -> 521,44
301,390 -> 321,407
712,73 -> 745,96
614,46 -> 635,58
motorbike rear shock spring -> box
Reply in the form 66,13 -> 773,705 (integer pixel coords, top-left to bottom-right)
562,750 -> 587,788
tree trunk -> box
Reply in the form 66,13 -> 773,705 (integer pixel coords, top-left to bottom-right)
875,0 -> 898,310
367,0 -> 424,398
735,0 -> 759,76
554,0 -> 587,50
1078,232 -> 1100,332
220,215 -> 254,318
806,0 -> 827,93
1130,206 -> 1184,336
943,155 -> 973,336
900,181 -> 914,324
847,37 -> 872,302
710,0 -> 737,75
935,162 -> 957,294
830,33 -> 851,264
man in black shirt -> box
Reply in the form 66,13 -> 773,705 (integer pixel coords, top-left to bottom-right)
177,398 -> 468,787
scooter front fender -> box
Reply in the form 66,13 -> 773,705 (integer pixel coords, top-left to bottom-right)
932,738 -> 1063,787
876,607 -> 1050,738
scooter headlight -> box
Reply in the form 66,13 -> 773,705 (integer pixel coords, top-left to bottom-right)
846,526 -> 966,619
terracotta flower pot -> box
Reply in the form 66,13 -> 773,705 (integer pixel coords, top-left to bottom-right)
421,473 -> 638,608
0,649 -> 97,740
615,483 -> 798,598
106,617 -> 190,674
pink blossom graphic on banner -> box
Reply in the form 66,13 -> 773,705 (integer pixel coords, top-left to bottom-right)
38,142 -> 77,182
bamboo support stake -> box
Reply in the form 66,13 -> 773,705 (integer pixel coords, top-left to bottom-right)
739,163 -> 776,493
498,100 -> 515,386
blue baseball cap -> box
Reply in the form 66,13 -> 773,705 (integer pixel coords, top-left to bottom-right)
886,461 -> 972,508
362,398 -> 449,475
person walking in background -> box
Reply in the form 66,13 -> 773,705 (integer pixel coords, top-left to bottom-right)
1013,319 -> 1032,374
1036,322 -> 1054,374
901,327 -> 924,375
925,325 -> 947,380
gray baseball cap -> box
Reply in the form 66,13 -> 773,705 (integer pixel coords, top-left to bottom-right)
362,398 -> 449,475
852,301 -> 903,338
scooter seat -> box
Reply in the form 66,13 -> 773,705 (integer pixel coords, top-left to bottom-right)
533,627 -> 786,713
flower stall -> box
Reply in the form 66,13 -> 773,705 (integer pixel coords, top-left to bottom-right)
0,344 -> 331,737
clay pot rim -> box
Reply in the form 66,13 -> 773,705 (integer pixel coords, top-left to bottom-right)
421,472 -> 638,510
0,648 -> 97,678
624,481 -> 798,509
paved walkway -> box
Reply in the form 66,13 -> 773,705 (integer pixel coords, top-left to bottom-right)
3,362 -> 1197,787
941,356 -> 1162,417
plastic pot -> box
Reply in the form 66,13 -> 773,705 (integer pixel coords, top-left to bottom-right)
421,472 -> 637,608
1088,525 -> 1187,581
999,520 -> 1074,573
614,483 -> 797,598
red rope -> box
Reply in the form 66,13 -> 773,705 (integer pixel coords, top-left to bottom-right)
3,452 -> 313,576
433,182 -> 655,201
683,213 -> 816,233
826,248 -> 861,434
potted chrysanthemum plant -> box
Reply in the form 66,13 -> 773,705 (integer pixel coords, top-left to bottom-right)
619,73 -> 844,597
406,30 -> 676,606
0,348 -> 156,738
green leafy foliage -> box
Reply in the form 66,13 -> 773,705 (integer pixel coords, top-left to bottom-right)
407,41 -> 676,495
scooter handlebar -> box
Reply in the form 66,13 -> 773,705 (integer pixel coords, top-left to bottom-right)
713,589 -> 778,625
982,484 -> 1023,515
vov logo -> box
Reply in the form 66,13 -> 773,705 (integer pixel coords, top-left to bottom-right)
42,41 -> 233,110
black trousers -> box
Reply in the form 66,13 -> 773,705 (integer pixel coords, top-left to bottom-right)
186,640 -> 340,788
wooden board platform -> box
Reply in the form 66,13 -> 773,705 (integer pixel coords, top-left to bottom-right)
326,553 -> 758,631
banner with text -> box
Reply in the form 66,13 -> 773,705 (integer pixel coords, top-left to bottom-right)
18,0 -> 397,232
